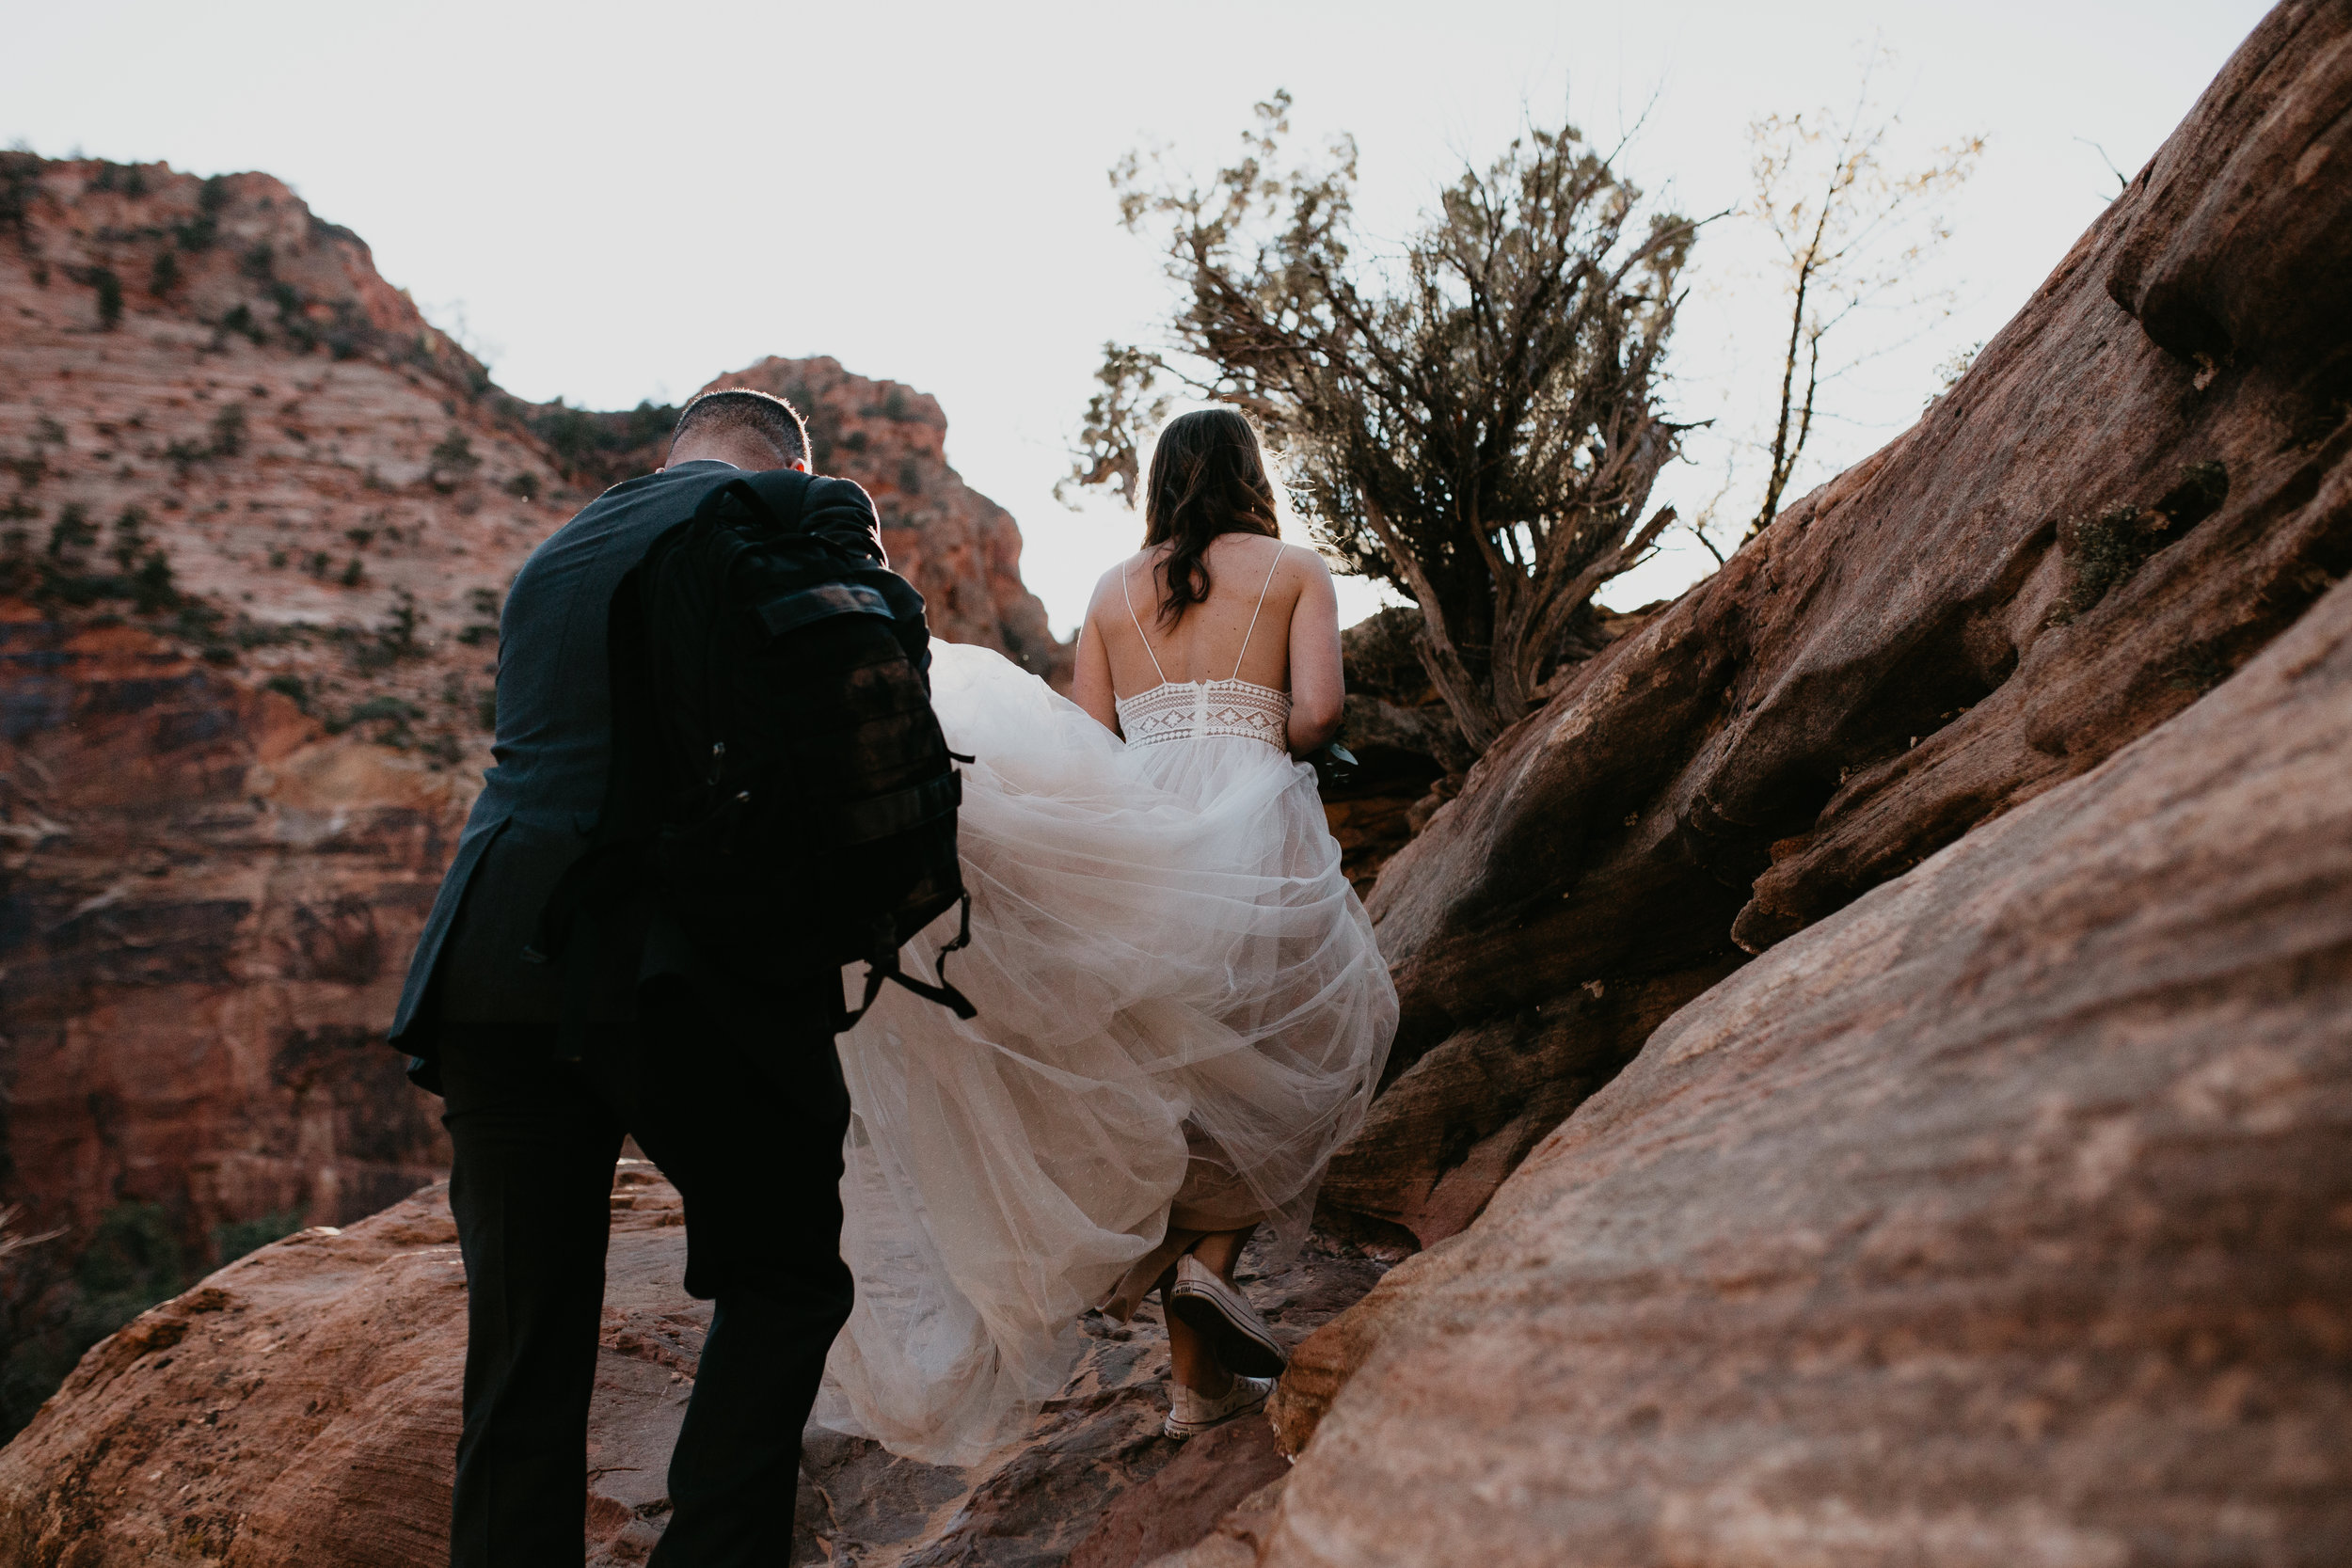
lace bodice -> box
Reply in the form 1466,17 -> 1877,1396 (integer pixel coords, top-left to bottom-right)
1115,678 -> 1294,750
1114,540 -> 1294,752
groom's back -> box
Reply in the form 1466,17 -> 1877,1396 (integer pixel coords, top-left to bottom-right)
390,460 -> 746,1040
484,462 -> 743,829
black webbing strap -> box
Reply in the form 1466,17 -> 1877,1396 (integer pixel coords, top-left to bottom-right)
754,581 -> 893,639
835,893 -> 977,1033
833,770 -> 962,847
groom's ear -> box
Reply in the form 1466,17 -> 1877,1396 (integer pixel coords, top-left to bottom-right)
791,458 -> 810,473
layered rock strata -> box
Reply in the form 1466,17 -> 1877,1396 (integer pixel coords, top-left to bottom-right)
0,153 -> 1067,1421
0,1163 -> 1384,1566
0,158 -> 557,1311
1327,0 -> 2352,1248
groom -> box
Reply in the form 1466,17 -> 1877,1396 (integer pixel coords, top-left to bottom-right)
389,388 -> 853,1567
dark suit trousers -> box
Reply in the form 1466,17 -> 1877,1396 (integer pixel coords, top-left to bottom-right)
437,979 -> 852,1568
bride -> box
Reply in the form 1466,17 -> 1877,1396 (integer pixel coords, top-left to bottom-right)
812,408 -> 1398,1463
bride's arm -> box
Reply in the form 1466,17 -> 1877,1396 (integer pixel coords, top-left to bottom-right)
1286,551 -> 1344,753
1071,592 -> 1123,737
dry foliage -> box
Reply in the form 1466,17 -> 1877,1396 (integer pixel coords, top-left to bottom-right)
1745,47 -> 1983,534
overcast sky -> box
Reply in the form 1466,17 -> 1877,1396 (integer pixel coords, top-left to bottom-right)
8,1 -> 2270,633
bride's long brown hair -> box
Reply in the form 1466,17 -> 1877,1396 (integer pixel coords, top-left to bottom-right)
1141,408 -> 1280,626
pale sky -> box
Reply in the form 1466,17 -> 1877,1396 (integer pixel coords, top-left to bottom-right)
7,1 -> 2270,634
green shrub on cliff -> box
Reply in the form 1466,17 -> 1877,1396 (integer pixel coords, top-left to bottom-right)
85,266 -> 122,329
0,1202 -> 186,1441
212,1209 -> 303,1267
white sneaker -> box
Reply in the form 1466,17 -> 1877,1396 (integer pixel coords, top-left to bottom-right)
1168,1255 -> 1288,1378
1165,1373 -> 1275,1439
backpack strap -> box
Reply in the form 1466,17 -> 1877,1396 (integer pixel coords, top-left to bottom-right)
834,894 -> 977,1032
708,468 -> 890,567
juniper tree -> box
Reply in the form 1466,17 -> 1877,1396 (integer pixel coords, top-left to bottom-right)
1073,93 -> 1700,753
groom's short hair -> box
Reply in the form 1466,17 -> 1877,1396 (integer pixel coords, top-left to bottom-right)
670,388 -> 810,467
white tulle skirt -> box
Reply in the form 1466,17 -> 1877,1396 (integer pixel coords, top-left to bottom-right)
810,641 -> 1397,1465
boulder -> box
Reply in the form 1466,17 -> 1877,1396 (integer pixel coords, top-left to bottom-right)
1329,0 -> 2352,1247
1260,490 -> 2352,1566
0,1159 -> 1384,1565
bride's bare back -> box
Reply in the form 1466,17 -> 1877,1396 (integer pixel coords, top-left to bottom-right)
1072,531 -> 1345,754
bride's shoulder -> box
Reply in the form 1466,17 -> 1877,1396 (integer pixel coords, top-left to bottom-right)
1256,536 -> 1331,593
1088,548 -> 1157,595
1280,540 -> 1332,580
1080,550 -> 1151,624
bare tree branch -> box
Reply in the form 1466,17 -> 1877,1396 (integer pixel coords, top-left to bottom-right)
1745,46 -> 1983,535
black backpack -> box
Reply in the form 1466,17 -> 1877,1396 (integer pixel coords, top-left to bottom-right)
540,468 -> 975,1034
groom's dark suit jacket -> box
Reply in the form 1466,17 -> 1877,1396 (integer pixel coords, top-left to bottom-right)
389,459 -> 750,1076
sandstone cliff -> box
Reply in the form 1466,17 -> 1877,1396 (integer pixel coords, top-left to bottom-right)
703,356 -> 1073,685
1321,0 -> 2352,1249
0,153 -> 1067,1430
1259,528 -> 2352,1568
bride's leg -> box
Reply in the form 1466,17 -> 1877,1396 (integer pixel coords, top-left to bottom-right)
1186,1225 -> 1256,1284
1163,1226 -> 1258,1394
1166,1307 -> 1234,1398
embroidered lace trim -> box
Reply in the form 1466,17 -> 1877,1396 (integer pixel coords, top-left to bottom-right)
1116,679 -> 1292,751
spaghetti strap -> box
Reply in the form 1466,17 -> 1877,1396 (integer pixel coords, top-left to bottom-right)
1120,560 -> 1170,687
1232,542 -> 1288,679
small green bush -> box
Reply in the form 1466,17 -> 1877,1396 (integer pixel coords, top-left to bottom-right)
327,694 -> 424,748
173,177 -> 228,252
355,589 -> 423,667
0,1201 -> 188,1439
2053,461 -> 2233,624
209,402 -> 246,456
427,428 -> 481,491
212,1208 -> 303,1266
108,506 -> 150,570
87,161 -> 150,198
86,267 -> 123,329
131,551 -> 178,614
46,502 -> 95,560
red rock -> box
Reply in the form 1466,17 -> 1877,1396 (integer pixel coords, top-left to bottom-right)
0,1160 -> 1380,1565
1069,1414 -> 1290,1568
0,154 -> 1068,1417
1325,0 -> 2352,1249
702,356 -> 1072,687
1259,563 -> 2352,1567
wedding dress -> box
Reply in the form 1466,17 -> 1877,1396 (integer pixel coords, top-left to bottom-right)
811,549 -> 1398,1465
